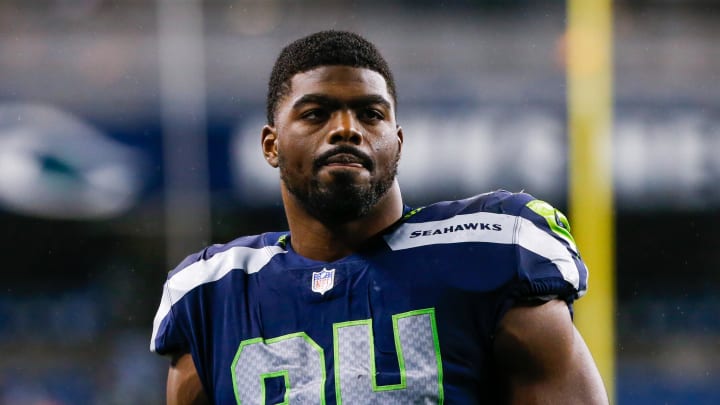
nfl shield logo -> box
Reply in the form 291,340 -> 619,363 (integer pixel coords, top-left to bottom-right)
311,268 -> 335,295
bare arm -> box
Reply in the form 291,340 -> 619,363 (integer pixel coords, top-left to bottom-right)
167,353 -> 210,405
494,299 -> 609,405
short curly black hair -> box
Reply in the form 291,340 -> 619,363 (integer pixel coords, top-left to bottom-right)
266,30 -> 396,125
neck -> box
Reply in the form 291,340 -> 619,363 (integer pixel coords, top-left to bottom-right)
281,181 -> 403,262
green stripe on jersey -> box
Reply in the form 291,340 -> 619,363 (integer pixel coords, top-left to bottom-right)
525,200 -> 576,248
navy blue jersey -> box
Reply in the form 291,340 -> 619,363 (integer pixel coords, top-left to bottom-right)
151,190 -> 588,404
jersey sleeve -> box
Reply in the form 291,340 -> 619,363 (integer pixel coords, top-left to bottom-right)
149,235 -> 286,356
149,251 -> 203,355
505,192 -> 589,302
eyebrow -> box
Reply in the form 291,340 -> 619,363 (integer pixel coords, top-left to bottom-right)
291,93 -> 392,112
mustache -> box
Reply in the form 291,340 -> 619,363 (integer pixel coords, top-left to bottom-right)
313,145 -> 374,171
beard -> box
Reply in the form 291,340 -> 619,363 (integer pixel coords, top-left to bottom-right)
279,148 -> 399,224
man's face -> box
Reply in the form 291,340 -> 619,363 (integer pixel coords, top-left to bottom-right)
263,66 -> 403,224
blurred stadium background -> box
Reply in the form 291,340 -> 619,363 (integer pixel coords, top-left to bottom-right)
1,0 -> 718,403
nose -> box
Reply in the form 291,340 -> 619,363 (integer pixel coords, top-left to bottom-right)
327,110 -> 362,145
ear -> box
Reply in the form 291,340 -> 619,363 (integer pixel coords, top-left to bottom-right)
261,125 -> 279,168
396,125 -> 404,155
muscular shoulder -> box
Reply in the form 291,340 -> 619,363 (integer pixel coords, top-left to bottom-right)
401,190 -> 528,221
169,232 -> 287,278
416,189 -> 579,256
151,232 -> 288,355
387,190 -> 586,301
385,190 -> 573,247
388,189 -> 568,242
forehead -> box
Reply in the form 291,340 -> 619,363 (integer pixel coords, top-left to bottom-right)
286,66 -> 392,106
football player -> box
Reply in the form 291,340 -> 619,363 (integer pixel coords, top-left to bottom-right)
152,30 -> 608,405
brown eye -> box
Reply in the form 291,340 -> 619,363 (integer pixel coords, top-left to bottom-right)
359,109 -> 384,122
301,109 -> 329,122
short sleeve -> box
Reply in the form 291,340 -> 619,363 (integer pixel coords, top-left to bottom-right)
511,196 -> 588,302
149,252 -> 203,355
150,284 -> 187,354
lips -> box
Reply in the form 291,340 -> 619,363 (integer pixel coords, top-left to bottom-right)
315,147 -> 373,171
324,153 -> 365,167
